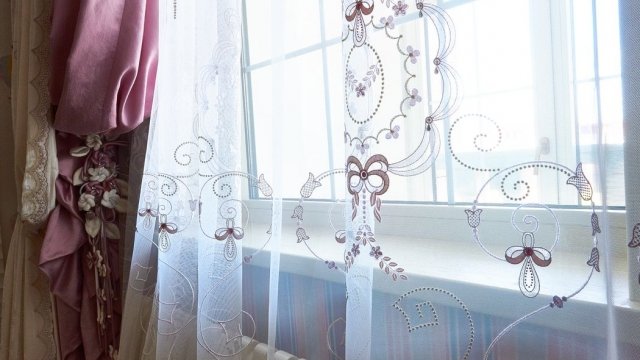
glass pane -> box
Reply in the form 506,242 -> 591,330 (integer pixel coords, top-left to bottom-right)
250,50 -> 332,199
245,0 -> 322,65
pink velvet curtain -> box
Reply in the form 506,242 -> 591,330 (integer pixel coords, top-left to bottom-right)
41,0 -> 157,358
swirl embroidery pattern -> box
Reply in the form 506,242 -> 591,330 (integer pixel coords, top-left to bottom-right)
452,114 -> 604,358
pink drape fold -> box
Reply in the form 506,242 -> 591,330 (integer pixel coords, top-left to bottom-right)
41,0 -> 157,358
49,0 -> 157,136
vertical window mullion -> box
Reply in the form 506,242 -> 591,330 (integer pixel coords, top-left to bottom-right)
241,0 -> 259,199
318,0 -> 337,200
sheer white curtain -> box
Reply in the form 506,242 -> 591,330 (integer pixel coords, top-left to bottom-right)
120,0 -> 259,358
119,0 -> 639,359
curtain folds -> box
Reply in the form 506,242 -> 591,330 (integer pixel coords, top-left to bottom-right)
1,0 -> 58,358
39,0 -> 158,358
119,0 -> 254,358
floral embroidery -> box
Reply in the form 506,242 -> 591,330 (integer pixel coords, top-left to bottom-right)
355,225 -> 375,245
385,125 -> 400,140
379,16 -> 394,29
356,142 -> 369,155
408,89 -> 422,106
214,218 -> 244,261
345,0 -> 374,46
392,1 -> 408,16
407,46 -> 420,64
344,225 -> 406,280
351,243 -> 361,256
505,232 -> 552,298
369,245 -> 382,259
416,0 -> 425,17
355,83 -> 366,97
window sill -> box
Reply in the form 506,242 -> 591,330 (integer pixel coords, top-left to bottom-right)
242,199 -> 637,345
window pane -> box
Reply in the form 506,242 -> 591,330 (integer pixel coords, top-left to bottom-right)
242,0 -> 624,207
245,0 -> 322,65
250,51 -> 332,199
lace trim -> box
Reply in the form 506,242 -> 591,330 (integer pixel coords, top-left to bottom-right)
21,0 -> 54,225
25,0 -> 57,357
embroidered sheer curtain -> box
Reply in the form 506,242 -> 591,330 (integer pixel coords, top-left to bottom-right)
119,1 -> 640,360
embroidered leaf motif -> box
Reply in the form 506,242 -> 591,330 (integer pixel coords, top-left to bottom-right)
591,212 -> 601,236
291,205 -> 304,220
159,232 -> 170,252
224,238 -> 237,261
257,174 -> 273,197
374,196 -> 382,223
300,173 -> 321,198
586,247 -> 600,272
519,257 -> 540,298
351,197 -> 357,220
296,227 -> 310,243
629,223 -> 640,248
566,163 -> 593,201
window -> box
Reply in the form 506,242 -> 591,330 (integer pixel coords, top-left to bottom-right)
239,0 -> 632,317
241,0 -> 624,208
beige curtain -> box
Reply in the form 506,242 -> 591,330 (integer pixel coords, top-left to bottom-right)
0,0 -> 59,358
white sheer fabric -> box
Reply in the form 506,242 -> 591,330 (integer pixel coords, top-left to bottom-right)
120,1 -> 279,358
120,1 -> 639,359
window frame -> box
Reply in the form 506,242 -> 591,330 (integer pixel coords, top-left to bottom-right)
239,0 -> 633,307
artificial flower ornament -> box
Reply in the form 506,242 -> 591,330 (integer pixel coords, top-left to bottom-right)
78,193 -> 96,211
